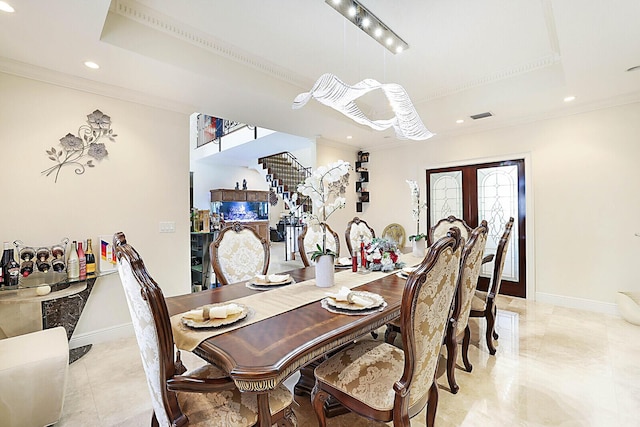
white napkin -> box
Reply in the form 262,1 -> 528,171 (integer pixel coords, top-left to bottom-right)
208,303 -> 243,319
183,309 -> 206,321
402,266 -> 418,275
255,274 -> 291,283
337,257 -> 352,266
326,286 -> 371,307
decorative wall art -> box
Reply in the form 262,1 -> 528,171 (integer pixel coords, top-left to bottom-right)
42,109 -> 117,182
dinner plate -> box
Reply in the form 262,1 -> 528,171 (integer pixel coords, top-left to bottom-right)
247,278 -> 292,287
324,291 -> 385,311
320,298 -> 387,316
246,281 -> 293,291
181,303 -> 250,329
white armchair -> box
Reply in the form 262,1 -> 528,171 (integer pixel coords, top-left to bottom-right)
0,326 -> 69,427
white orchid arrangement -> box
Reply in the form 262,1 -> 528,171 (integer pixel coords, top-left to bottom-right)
407,180 -> 428,241
297,160 -> 350,259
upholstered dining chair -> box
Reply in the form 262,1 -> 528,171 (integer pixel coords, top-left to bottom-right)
469,217 -> 515,355
210,222 -> 270,285
113,232 -> 296,427
382,223 -> 406,248
311,228 -> 463,427
298,222 -> 340,267
444,221 -> 488,394
429,215 -> 494,265
344,216 -> 375,256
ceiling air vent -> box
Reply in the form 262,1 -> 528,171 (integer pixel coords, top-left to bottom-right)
470,112 -> 493,120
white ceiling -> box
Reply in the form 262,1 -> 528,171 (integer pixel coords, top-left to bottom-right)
1,0 -> 639,149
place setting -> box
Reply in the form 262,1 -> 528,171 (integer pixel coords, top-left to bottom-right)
334,257 -> 353,269
245,273 -> 294,290
321,286 -> 386,315
396,266 -> 418,279
181,302 -> 252,329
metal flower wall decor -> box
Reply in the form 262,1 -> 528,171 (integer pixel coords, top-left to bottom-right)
42,110 -> 117,182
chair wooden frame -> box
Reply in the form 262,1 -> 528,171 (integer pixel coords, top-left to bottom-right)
444,221 -> 488,394
344,217 -> 376,256
114,232 -> 295,427
429,215 -> 494,264
469,217 -> 515,355
210,222 -> 270,285
312,228 -> 463,427
297,222 -> 341,267
428,215 -> 472,246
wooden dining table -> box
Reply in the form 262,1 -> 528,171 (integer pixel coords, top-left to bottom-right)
165,266 -> 410,427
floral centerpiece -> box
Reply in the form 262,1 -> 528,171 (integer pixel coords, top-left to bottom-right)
297,160 -> 350,261
406,180 -> 428,242
365,237 -> 405,272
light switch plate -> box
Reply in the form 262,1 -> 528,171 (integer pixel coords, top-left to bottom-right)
159,221 -> 176,233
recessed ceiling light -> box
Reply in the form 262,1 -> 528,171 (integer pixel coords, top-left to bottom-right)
374,27 -> 382,38
332,0 -> 341,5
84,61 -> 100,69
456,119 -> 464,124
563,95 -> 575,102
361,17 -> 370,28
347,6 -> 356,17
0,1 -> 15,13
385,37 -> 393,46
346,135 -> 353,139
395,46 -> 403,54
626,65 -> 640,72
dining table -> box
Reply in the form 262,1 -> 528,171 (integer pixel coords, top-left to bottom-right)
165,255 -> 422,427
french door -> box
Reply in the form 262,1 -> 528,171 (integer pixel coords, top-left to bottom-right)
426,159 -> 526,298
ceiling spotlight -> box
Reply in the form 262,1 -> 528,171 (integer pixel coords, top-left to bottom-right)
563,95 -> 575,102
456,119 -> 464,124
346,135 -> 353,139
325,0 -> 409,54
84,61 -> 100,69
395,46 -> 403,54
0,1 -> 15,12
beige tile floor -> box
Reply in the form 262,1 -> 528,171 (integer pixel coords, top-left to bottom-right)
58,243 -> 640,426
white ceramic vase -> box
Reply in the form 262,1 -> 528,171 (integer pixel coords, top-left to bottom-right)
315,255 -> 335,288
412,239 -> 425,258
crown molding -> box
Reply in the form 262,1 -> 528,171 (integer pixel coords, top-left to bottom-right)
110,0 -> 310,89
0,57 -> 196,114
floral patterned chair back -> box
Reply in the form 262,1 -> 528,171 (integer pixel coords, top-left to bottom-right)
211,222 -> 270,285
113,232 -> 182,427
298,222 -> 340,267
428,215 -> 472,246
402,228 -> 462,406
345,217 -> 376,256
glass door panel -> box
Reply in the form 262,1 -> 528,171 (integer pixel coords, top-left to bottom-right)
429,171 -> 463,228
477,165 -> 519,281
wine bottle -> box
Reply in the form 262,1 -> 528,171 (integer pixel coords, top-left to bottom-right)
2,245 -> 19,289
85,239 -> 96,275
0,242 -> 10,288
51,245 -> 65,272
36,247 -> 51,272
67,241 -> 80,280
78,241 -> 86,280
19,247 -> 35,278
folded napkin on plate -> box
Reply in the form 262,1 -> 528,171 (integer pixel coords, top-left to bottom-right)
337,257 -> 352,266
254,273 -> 291,284
402,266 -> 418,275
326,286 -> 371,307
183,303 -> 243,320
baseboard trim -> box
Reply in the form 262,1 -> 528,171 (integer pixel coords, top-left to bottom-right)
536,292 -> 619,316
69,322 -> 134,349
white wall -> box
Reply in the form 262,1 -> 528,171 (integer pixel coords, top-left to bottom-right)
0,72 -> 190,343
344,102 -> 640,311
